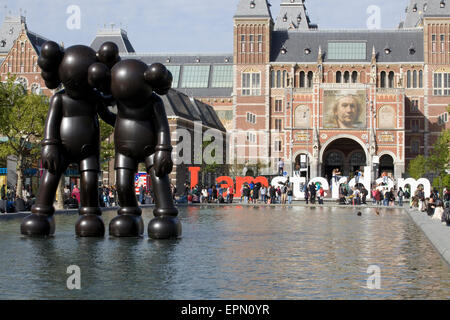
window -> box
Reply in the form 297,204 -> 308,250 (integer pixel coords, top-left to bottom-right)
275,119 -> 282,131
258,35 -> 262,52
411,140 -> 419,154
343,71 -> 350,83
433,72 -> 450,96
270,70 -> 275,87
438,112 -> 449,125
388,71 -> 394,88
411,99 -> 419,112
30,83 -> 40,94
413,70 -> 417,88
352,71 -> 358,83
380,71 -> 386,88
211,65 -> 233,88
419,70 -> 423,88
16,77 -> 28,90
328,42 -> 366,60
241,35 -> 245,52
411,119 -> 420,132
336,71 -> 342,83
307,71 -> 313,87
432,34 -> 436,53
181,65 -> 210,88
247,132 -> 257,143
274,140 -> 282,152
407,70 -> 411,88
166,65 -> 181,88
274,99 -> 283,112
441,35 -> 445,52
276,70 -> 281,88
299,71 -> 305,87
246,112 -> 256,124
242,71 -> 261,96
282,70 -> 287,88
249,35 -> 254,52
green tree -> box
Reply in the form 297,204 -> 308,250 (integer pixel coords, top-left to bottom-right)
407,154 -> 428,179
0,77 -> 48,197
99,118 -> 114,171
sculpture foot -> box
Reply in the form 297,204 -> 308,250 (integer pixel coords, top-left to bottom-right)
75,213 -> 105,237
109,207 -> 143,237
148,216 -> 182,239
20,214 -> 55,237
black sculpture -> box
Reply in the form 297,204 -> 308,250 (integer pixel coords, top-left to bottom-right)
89,59 -> 181,239
20,41 -> 119,237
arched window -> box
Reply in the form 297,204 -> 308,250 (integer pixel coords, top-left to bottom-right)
380,71 -> 386,88
388,71 -> 394,88
299,71 -> 305,87
419,70 -> 423,88
351,71 -> 358,83
270,70 -> 275,88
282,70 -> 287,88
413,70 -> 417,88
30,83 -> 41,94
16,77 -> 28,90
336,71 -> 342,83
307,71 -> 313,87
276,70 -> 281,88
344,71 -> 350,83
407,70 -> 411,88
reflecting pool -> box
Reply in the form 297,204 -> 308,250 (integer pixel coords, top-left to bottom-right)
0,206 -> 449,299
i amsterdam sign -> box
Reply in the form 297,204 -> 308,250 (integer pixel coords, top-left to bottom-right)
188,166 -> 431,199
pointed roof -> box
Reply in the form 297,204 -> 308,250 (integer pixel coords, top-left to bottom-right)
275,0 -> 315,30
90,26 -> 135,53
0,15 -> 26,56
234,0 -> 272,19
402,0 -> 450,28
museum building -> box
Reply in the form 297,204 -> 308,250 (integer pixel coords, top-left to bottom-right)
231,0 -> 450,180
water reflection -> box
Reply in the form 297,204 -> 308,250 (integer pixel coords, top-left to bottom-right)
0,206 -> 449,299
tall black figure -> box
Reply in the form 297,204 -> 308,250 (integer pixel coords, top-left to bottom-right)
89,59 -> 181,239
20,41 -> 119,237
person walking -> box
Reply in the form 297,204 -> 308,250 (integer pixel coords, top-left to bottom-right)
71,185 -> 80,205
287,186 -> 293,204
281,184 -> 287,204
303,184 -> 309,204
397,187 -> 405,207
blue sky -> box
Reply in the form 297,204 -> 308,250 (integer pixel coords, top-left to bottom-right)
1,0 -> 412,53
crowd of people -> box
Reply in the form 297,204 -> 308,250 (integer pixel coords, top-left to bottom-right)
409,186 -> 450,224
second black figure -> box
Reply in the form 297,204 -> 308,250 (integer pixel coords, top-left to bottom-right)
90,59 -> 181,239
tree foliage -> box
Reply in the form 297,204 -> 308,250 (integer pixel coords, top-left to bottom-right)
99,118 -> 114,171
0,76 -> 48,195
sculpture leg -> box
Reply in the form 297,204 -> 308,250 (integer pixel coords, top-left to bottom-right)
20,163 -> 67,236
109,167 -> 143,237
147,167 -> 181,239
75,169 -> 105,237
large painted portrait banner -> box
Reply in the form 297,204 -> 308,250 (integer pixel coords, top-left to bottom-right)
323,90 -> 366,129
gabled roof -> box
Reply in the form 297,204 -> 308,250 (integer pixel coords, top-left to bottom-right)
234,0 -> 272,19
274,0 -> 315,31
271,29 -> 424,63
90,27 -> 135,53
26,30 -> 49,54
161,89 -> 226,132
402,0 -> 450,28
0,15 -> 25,55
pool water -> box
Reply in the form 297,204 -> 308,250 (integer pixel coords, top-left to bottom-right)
0,206 -> 449,299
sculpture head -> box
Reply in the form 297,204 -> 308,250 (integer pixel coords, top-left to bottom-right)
89,59 -> 172,106
38,41 -> 120,99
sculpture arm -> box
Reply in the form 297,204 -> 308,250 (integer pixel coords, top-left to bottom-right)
42,93 -> 63,144
97,95 -> 116,127
149,93 -> 173,177
41,93 -> 63,173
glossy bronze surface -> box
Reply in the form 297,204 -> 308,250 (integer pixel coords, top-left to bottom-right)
20,41 -> 119,237
103,59 -> 181,238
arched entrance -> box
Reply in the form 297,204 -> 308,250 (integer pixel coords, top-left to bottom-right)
379,154 -> 394,177
321,138 -> 367,179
